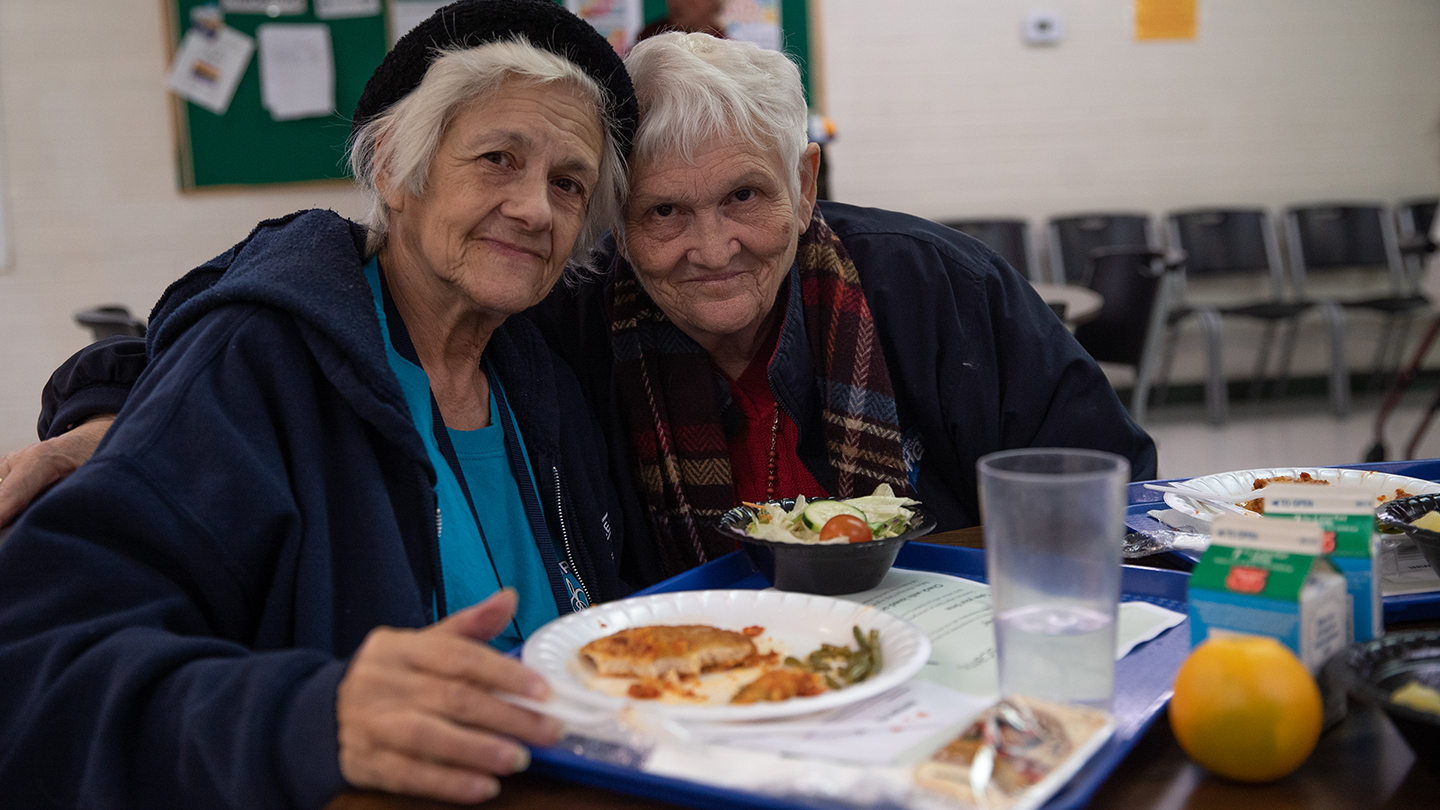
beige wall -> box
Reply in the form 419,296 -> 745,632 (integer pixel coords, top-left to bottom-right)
2,1 -> 1439,454
819,0 -> 1440,387
0,0 -> 365,453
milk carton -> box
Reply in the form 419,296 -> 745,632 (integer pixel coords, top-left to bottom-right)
1187,514 -> 1350,673
1263,483 -> 1382,642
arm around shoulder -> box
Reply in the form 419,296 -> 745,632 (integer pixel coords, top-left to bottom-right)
0,414 -> 114,528
40,335 -> 147,438
0,335 -> 149,527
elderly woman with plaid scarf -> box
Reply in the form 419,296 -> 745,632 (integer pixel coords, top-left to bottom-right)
522,33 -> 1154,581
3,33 -> 1155,589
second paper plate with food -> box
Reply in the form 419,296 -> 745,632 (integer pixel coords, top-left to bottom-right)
1164,466 -> 1440,526
521,589 -> 930,722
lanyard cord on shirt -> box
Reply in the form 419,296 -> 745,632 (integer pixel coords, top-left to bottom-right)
376,267 -> 522,639
427,392 -> 525,643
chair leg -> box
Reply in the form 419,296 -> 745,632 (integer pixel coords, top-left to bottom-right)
1274,318 -> 1301,399
1320,302 -> 1350,417
1131,274 -> 1179,425
1250,321 -> 1277,400
1131,370 -> 1150,425
1154,322 -> 1182,406
1369,316 -> 1395,394
1197,309 -> 1228,424
1387,313 -> 1417,381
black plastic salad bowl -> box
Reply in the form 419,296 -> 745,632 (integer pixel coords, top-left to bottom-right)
711,500 -> 937,595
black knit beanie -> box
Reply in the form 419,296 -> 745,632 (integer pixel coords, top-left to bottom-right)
352,0 -> 637,158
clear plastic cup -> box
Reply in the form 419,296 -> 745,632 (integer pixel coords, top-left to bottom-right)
978,448 -> 1129,708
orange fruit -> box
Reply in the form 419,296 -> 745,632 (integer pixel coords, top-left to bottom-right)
1168,635 -> 1322,782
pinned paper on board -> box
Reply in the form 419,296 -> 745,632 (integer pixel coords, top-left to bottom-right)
1135,0 -> 1197,41
315,0 -> 381,20
221,0 -> 307,15
257,23 -> 336,121
167,22 -> 256,115
566,0 -> 640,55
724,0 -> 782,52
390,1 -> 447,44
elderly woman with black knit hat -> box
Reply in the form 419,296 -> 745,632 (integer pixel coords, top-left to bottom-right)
0,1 -> 637,806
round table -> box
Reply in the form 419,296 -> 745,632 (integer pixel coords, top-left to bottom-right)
1031,282 -> 1104,326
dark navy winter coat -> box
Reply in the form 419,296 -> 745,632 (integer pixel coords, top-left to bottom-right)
0,210 -> 630,809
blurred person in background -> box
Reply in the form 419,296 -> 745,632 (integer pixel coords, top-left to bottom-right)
636,0 -> 727,41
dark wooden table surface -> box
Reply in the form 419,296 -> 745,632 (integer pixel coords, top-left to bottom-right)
329,527 -> 1440,810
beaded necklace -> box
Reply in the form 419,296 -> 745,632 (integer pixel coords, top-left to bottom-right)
766,404 -> 782,500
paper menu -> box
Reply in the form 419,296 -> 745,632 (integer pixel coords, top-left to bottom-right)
167,24 -> 256,116
256,24 -> 335,121
846,569 -> 1184,699
703,679 -> 992,766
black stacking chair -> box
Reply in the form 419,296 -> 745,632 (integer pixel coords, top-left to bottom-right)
1047,213 -> 1152,285
1052,212 -> 1227,421
940,219 -> 1037,281
1073,246 -> 1185,424
1285,203 -> 1427,390
1398,197 -> 1438,240
1398,197 -> 1438,278
1166,208 -> 1349,418
75,305 -> 146,342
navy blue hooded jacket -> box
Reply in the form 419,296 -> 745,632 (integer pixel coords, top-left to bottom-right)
530,201 -> 1158,583
0,210 -> 630,809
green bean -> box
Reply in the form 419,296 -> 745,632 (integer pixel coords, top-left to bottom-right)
785,626 -> 884,688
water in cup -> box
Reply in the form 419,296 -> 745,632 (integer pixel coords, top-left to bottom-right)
978,448 -> 1128,710
995,603 -> 1117,708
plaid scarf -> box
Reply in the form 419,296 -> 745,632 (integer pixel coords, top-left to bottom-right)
608,209 -> 909,577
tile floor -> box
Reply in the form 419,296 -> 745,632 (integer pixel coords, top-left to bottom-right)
1144,388 -> 1440,480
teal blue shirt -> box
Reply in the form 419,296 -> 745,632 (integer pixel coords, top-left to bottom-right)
363,259 -> 559,651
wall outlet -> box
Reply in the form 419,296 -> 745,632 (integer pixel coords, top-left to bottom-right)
1023,11 -> 1063,46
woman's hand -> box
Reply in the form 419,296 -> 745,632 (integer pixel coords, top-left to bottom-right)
0,415 -> 115,528
336,589 -> 562,804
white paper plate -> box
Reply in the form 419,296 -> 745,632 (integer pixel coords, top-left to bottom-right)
1164,467 -> 1440,526
521,589 -> 930,722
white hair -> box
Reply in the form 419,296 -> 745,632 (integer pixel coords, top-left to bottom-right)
349,39 -> 627,269
622,33 -> 808,216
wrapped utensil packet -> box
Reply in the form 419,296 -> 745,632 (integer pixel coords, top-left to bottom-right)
912,696 -> 1113,810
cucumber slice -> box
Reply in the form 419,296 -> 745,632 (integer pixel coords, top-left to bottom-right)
801,500 -> 867,531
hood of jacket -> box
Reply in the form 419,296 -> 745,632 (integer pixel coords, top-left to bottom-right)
143,208 -> 569,465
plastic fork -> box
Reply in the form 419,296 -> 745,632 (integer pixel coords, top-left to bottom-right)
1142,483 -> 1253,514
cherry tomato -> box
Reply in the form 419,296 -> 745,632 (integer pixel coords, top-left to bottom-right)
819,514 -> 873,543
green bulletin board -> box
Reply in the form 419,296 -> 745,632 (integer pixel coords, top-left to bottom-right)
166,1 -> 816,190
166,1 -> 389,189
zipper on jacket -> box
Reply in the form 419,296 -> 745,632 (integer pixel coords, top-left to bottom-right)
552,466 -> 592,607
432,506 -> 447,619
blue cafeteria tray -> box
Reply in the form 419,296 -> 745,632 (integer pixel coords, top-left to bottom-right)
527,542 -> 1191,810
